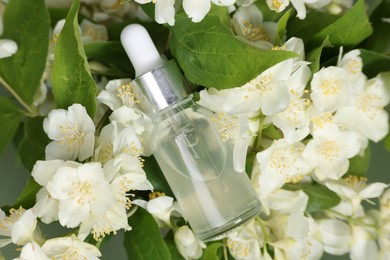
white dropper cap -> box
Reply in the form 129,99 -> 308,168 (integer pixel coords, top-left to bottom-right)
120,24 -> 166,77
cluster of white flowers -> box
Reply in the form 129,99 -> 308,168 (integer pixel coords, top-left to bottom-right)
196,6 -> 390,258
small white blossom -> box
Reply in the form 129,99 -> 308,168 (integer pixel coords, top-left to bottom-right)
302,127 -> 362,181
350,224 -> 379,260
174,225 -> 205,259
80,19 -> 108,44
133,196 -> 174,227
43,104 -> 95,161
310,66 -> 355,113
337,49 -> 366,90
256,139 -> 312,201
334,75 -> 390,142
42,235 -> 101,259
226,220 -> 264,259
232,4 -> 277,49
316,218 -> 351,255
0,208 -> 43,248
326,175 -> 388,217
45,162 -> 115,228
97,78 -> 139,110
14,241 -> 50,260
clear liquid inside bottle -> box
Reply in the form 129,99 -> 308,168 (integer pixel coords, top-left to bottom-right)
152,96 -> 261,241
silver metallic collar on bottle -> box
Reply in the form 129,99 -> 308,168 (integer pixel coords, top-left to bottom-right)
132,60 -> 190,116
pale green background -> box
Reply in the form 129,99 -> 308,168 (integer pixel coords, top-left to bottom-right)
0,137 -> 389,259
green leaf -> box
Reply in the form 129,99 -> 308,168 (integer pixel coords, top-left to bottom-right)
200,242 -> 223,260
360,0 -> 390,53
124,207 -> 171,260
84,41 -> 133,76
143,156 -> 174,197
274,9 -> 293,46
306,37 -> 332,73
0,97 -> 23,155
169,13 -> 297,89
283,183 -> 341,212
0,0 -> 50,106
286,12 -> 338,44
18,117 -> 50,171
164,231 -> 184,260
345,146 -> 371,177
208,4 -> 231,26
359,49 -> 390,78
309,0 -> 373,47
51,0 -> 97,117
11,177 -> 41,210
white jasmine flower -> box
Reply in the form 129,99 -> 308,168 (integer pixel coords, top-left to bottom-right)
232,5 -> 277,49
310,66 -> 354,113
307,218 -> 324,260
267,211 -> 310,260
45,162 -> 115,228
33,188 -> 59,224
134,0 -> 175,25
0,39 -> 17,58
80,19 -> 108,44
226,220 -> 264,259
337,49 -> 366,89
42,235 -> 101,259
43,104 -> 95,161
174,225 -> 205,259
334,75 -> 390,142
266,189 -> 309,214
256,139 -> 312,201
316,218 -> 351,255
0,208 -> 43,248
109,106 -> 154,156
350,224 -> 379,260
133,196 -> 174,227
267,0 -> 318,19
14,241 -> 50,260
326,176 -> 388,217
271,64 -> 312,144
239,59 -> 293,115
97,79 -> 139,111
302,127 -> 361,181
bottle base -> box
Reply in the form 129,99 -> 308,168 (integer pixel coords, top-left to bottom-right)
194,200 -> 262,241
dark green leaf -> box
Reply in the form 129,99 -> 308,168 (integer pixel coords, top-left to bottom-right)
84,41 -> 133,76
360,0 -> 390,53
245,151 -> 257,178
18,117 -> 50,171
283,183 -> 341,212
0,0 -> 50,106
307,37 -> 332,73
11,177 -> 41,210
143,156 -> 174,197
200,242 -> 223,260
286,12 -> 338,44
51,0 -> 97,117
125,207 -> 171,260
309,0 -> 373,47
169,13 -> 297,89
360,49 -> 390,78
164,231 -> 184,260
345,146 -> 370,177
0,97 -> 23,155
139,2 -> 155,20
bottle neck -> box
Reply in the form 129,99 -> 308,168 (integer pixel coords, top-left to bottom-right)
152,95 -> 194,125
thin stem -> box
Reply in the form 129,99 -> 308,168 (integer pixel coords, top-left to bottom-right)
223,239 -> 229,260
254,116 -> 264,151
255,216 -> 268,255
0,76 -> 37,116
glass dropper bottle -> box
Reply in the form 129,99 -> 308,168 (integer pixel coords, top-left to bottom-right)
121,24 -> 261,241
